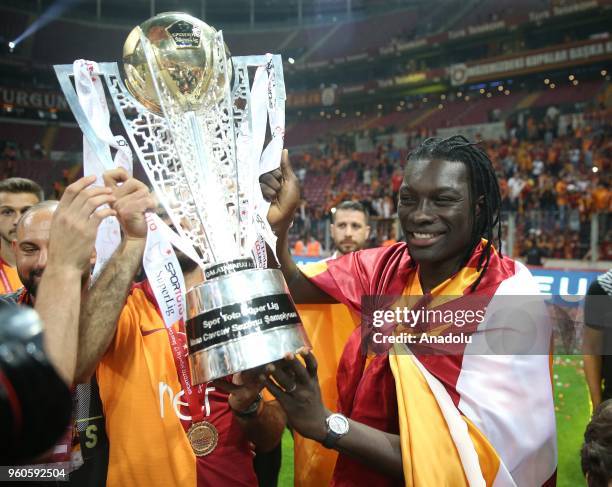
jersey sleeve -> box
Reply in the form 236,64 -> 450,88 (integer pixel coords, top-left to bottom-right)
300,252 -> 369,314
301,244 -> 410,314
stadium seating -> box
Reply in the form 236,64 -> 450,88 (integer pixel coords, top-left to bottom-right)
307,9 -> 419,61
452,0 -> 549,28
0,121 -> 46,150
530,80 -> 605,108
285,115 -> 368,147
224,30 -> 292,56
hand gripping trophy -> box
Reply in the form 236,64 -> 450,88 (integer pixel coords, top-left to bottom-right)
54,12 -> 309,383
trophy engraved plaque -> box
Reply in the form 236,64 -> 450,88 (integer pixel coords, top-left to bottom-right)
55,11 -> 309,383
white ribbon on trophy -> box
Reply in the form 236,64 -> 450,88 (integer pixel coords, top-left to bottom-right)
248,54 -> 287,266
74,60 -> 132,277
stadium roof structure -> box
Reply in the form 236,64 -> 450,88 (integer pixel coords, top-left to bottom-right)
0,0 -> 430,27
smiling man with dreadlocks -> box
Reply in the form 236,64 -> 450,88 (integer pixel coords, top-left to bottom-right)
261,137 -> 557,486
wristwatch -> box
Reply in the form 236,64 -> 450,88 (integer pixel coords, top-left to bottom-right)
232,393 -> 263,419
322,413 -> 350,449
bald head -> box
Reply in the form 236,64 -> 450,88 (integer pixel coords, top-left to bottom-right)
13,201 -> 59,297
16,201 -> 59,235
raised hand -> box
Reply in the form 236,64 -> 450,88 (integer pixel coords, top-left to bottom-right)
212,365 -> 268,413
260,149 -> 301,235
47,175 -> 116,273
102,168 -> 155,240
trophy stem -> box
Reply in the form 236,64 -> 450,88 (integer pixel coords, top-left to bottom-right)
186,110 -> 217,262
185,110 -> 239,261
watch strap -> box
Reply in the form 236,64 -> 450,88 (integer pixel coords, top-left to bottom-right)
322,429 -> 342,449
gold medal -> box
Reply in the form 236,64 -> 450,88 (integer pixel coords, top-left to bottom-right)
187,421 -> 218,456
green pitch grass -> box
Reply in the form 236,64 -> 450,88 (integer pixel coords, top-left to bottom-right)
554,355 -> 591,487
277,355 -> 591,486
279,430 -> 294,487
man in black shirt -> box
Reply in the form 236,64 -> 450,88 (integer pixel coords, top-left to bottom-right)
584,270 -> 612,409
525,237 -> 546,266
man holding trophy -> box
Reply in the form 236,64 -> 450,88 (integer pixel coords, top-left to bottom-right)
76,167 -> 287,486
55,11 -> 309,487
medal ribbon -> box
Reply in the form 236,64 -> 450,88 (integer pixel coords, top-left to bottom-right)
142,213 -> 205,424
166,316 -> 206,424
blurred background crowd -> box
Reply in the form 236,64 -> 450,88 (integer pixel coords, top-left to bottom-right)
0,0 -> 610,265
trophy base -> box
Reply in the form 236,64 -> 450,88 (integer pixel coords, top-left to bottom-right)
185,267 -> 309,383
188,323 -> 308,384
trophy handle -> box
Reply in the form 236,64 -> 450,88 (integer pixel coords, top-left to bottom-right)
231,54 -> 286,104
53,64 -> 115,171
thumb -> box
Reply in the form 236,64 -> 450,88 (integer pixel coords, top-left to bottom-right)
102,168 -> 129,190
280,149 -> 295,181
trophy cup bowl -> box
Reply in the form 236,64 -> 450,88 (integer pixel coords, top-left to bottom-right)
123,11 -> 229,114
121,12 -> 309,383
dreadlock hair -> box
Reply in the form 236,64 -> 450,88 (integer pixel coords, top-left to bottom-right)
581,399 -> 612,486
406,135 -> 502,291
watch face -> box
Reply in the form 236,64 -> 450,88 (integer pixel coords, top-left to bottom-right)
328,414 -> 349,435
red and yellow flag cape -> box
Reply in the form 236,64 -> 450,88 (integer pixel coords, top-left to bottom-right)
294,259 -> 361,487
302,242 -> 557,486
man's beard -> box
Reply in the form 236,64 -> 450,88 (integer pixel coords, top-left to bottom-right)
338,241 -> 359,254
19,269 -> 43,297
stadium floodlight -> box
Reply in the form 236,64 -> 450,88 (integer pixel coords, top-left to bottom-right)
288,57 -> 295,64
10,0 -> 82,52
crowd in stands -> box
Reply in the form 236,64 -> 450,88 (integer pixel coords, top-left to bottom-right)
290,105 -> 611,260
2,99 -> 610,262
